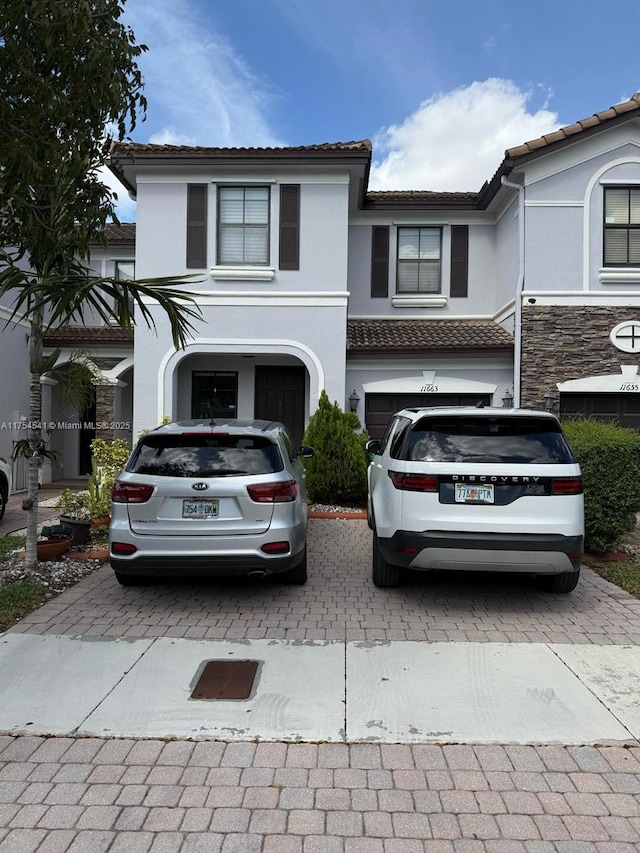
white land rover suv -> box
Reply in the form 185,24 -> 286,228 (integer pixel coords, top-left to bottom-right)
367,407 -> 584,593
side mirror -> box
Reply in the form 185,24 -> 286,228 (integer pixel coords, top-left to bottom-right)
299,445 -> 315,459
366,439 -> 381,456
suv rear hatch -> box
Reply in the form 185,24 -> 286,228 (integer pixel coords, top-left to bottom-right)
393,414 -> 582,535
120,432 -> 287,536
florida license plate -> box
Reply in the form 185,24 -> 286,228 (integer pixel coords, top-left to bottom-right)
454,483 -> 494,504
182,499 -> 219,519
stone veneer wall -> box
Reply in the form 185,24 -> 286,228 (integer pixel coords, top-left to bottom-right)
520,305 -> 640,409
93,358 -> 123,442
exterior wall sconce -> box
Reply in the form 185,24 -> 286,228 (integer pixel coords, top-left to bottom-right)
543,390 -> 558,412
502,389 -> 514,408
348,390 -> 360,413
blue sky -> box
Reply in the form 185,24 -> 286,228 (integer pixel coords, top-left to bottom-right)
109,0 -> 640,217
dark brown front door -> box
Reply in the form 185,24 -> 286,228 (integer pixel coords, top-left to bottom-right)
365,392 -> 492,440
254,366 -> 306,446
79,389 -> 96,475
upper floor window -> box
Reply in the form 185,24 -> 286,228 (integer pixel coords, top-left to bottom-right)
218,186 -> 270,265
604,187 -> 640,266
115,260 -> 135,316
397,227 -> 441,293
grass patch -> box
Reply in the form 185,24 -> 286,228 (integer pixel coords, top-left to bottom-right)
0,535 -> 26,563
0,535 -> 48,631
586,557 -> 640,598
0,582 -> 48,632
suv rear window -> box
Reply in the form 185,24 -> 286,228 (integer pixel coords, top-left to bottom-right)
128,434 -> 285,477
404,416 -> 576,464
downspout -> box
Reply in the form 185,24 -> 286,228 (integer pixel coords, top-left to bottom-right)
500,174 -> 525,407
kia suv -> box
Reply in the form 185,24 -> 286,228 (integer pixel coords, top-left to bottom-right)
109,420 -> 313,586
367,407 -> 584,592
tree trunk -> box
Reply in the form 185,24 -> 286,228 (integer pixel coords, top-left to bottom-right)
24,309 -> 44,570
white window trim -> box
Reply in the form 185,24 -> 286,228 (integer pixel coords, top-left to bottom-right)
210,266 -> 275,281
598,268 -> 640,284
391,296 -> 448,308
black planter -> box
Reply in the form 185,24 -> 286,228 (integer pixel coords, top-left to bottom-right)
59,516 -> 92,546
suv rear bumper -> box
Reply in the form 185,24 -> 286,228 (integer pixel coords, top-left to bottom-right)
378,530 -> 583,574
110,549 -> 305,579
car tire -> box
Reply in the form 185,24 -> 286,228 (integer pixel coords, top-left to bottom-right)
0,489 -> 6,523
278,549 -> 308,585
372,534 -> 402,588
539,569 -> 580,593
114,571 -> 145,587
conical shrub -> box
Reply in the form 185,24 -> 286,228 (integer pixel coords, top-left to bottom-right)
302,390 -> 368,504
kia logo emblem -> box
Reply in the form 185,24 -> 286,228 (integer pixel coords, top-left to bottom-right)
192,482 -> 209,491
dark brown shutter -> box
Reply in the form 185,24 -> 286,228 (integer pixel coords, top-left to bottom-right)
371,226 -> 389,297
450,225 -> 468,298
186,184 -> 207,268
279,184 -> 300,270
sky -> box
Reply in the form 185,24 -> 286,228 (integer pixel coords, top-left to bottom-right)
108,0 -> 640,220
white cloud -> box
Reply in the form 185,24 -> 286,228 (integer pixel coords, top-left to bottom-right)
125,0 -> 283,148
148,128 -> 197,146
99,166 -> 137,222
370,79 -> 560,192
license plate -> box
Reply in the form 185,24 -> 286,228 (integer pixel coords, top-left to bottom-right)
182,499 -> 219,519
455,483 -> 494,504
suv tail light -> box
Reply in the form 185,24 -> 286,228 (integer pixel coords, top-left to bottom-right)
112,481 -> 154,503
389,472 -> 438,492
551,477 -> 583,495
247,480 -> 298,502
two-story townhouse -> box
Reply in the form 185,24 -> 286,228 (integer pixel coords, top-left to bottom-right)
19,89 -> 640,485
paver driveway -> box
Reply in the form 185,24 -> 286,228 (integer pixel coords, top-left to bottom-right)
2,520 -> 640,853
8,519 -> 640,644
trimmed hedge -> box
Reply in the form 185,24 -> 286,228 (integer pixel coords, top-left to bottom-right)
562,418 -> 640,553
302,391 -> 369,505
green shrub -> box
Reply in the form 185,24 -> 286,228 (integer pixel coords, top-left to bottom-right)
562,418 -> 640,553
302,391 -> 368,505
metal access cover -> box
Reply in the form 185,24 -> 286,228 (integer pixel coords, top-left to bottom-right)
190,660 -> 260,701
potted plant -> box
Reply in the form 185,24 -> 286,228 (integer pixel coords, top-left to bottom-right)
36,535 -> 70,561
55,488 -> 92,546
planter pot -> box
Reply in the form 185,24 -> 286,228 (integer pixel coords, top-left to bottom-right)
59,516 -> 92,546
36,537 -> 70,561
91,515 -> 111,529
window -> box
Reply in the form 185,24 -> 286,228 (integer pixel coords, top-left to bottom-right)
218,186 -> 269,265
405,416 -> 576,465
130,434 -> 284,478
397,227 -> 441,293
191,371 -> 238,419
114,261 -> 135,316
604,187 -> 640,266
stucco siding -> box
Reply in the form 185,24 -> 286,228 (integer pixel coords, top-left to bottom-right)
347,221 -> 496,317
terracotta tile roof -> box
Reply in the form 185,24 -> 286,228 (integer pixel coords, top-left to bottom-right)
366,190 -> 478,206
111,140 -> 372,157
347,319 -> 513,352
43,326 -> 134,345
100,223 -> 136,244
506,92 -> 640,159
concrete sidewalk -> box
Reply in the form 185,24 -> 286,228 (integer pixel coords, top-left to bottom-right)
1,635 -> 639,746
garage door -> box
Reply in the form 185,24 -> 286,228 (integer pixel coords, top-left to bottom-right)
365,392 -> 492,440
560,393 -> 640,429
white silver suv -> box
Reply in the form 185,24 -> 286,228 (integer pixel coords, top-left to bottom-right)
367,407 -> 584,593
109,420 -> 313,586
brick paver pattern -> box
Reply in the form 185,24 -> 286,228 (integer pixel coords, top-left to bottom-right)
1,737 -> 640,852
7,520 -> 640,644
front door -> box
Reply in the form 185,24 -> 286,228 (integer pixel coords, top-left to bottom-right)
254,366 -> 306,447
